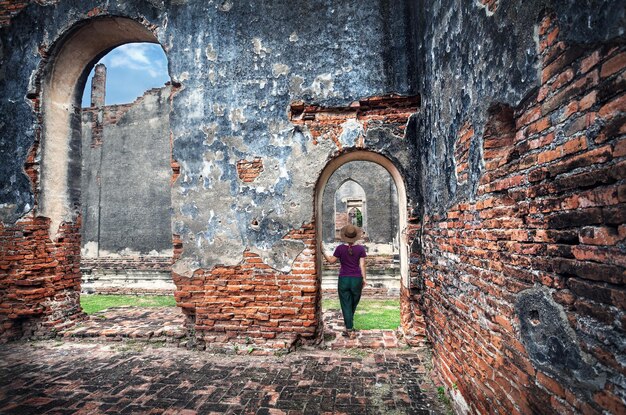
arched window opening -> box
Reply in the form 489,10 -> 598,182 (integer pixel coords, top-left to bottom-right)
81,43 -> 170,106
37,17 -> 176,321
333,179 -> 367,240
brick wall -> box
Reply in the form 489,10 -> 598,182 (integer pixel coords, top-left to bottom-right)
291,95 -> 426,342
81,256 -> 172,272
90,63 -> 106,107
82,86 -> 166,148
236,157 -> 264,183
454,122 -> 474,184
82,102 -> 134,148
289,94 -> 420,149
0,216 -> 84,343
0,13 -> 86,340
0,0 -> 29,27
478,0 -> 499,14
334,212 -> 349,238
172,224 -> 318,349
82,255 -> 174,295
418,14 -> 625,414
169,96 -> 420,348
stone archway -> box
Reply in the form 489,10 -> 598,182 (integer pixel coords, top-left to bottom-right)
25,16 -> 173,335
315,151 -> 410,334
39,17 -> 164,238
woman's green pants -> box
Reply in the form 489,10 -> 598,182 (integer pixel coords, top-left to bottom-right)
338,277 -> 363,330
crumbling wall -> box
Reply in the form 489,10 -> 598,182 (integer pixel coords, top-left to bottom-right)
80,81 -> 174,293
2,2 -> 622,412
0,1 -> 419,345
412,1 -> 625,413
166,1 -> 417,277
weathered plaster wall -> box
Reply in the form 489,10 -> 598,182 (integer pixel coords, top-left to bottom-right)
0,1 -> 419,346
165,0 -> 416,276
413,0 -> 624,212
411,0 -> 626,413
81,85 -> 173,257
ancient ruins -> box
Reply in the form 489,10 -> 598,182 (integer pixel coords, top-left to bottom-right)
0,0 -> 624,413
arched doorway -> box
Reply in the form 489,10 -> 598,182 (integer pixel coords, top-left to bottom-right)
316,151 -> 409,338
78,44 -> 174,301
334,179 -> 367,238
37,17 -> 174,321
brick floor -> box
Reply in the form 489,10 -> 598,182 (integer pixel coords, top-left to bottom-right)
321,309 -> 403,349
61,307 -> 187,345
60,305 -> 406,350
0,341 -> 446,414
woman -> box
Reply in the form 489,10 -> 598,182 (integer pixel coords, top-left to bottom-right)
321,224 -> 367,338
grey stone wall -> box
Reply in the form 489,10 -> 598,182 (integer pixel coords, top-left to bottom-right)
81,86 -> 173,256
322,161 -> 398,244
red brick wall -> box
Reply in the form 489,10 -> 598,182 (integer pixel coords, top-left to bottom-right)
0,216 -> 84,343
172,224 -> 318,349
454,122 -> 474,184
334,212 -> 349,239
420,14 -> 625,414
236,157 -> 264,183
289,94 -> 420,149
478,0 -> 499,14
0,2 -> 87,342
0,0 -> 29,27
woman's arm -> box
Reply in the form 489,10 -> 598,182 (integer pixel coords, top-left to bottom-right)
359,257 -> 366,285
321,243 -> 338,264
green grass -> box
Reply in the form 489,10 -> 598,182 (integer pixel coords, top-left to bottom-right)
80,295 -> 176,314
81,296 -> 400,330
437,386 -> 454,414
322,299 -> 400,330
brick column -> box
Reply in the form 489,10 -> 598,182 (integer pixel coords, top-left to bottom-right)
90,63 -> 106,107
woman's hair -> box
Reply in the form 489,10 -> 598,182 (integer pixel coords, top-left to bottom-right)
348,242 -> 354,256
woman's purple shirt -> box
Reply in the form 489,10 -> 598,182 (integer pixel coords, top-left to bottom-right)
332,244 -> 367,277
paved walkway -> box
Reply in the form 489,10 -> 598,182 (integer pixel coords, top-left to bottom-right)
1,305 -> 446,414
0,341 -> 446,414
321,309 -> 403,349
61,307 -> 187,346
60,306 -> 405,350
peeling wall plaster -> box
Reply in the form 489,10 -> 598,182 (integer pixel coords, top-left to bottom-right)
0,0 -> 418,277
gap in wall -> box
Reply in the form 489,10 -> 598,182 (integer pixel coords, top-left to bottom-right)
320,160 -> 401,331
79,43 -> 175,303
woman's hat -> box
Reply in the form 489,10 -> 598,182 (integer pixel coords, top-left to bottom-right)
339,224 -> 362,243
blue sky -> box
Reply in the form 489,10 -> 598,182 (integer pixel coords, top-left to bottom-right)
81,43 -> 169,106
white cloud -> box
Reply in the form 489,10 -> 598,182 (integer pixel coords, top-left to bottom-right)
83,42 -> 170,105
104,43 -> 166,78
